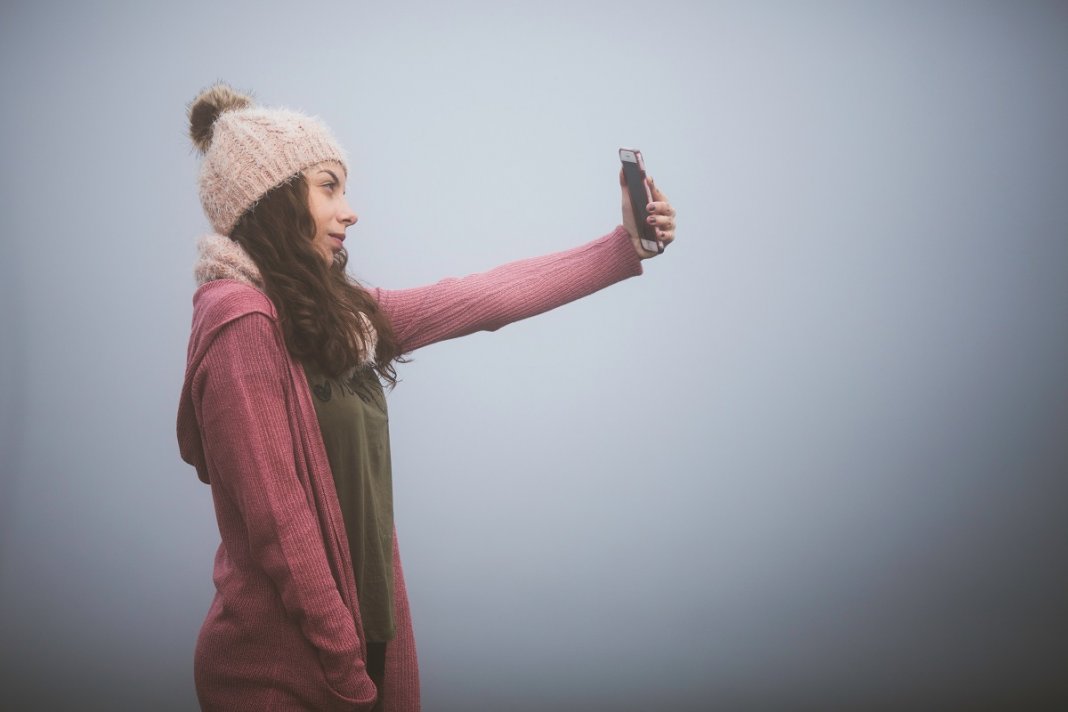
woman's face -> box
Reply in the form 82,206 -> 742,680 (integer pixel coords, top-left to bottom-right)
303,160 -> 357,264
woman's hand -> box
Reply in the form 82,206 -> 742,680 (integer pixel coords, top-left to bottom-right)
620,170 -> 677,259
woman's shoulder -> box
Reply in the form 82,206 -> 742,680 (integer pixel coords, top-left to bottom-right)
186,280 -> 283,363
184,280 -> 293,385
193,279 -> 278,324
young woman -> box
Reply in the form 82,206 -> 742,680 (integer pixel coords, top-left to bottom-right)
176,83 -> 677,712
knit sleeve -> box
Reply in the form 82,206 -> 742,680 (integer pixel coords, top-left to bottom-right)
372,225 -> 643,354
193,312 -> 378,709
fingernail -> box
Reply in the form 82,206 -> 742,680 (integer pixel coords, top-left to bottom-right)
647,204 -> 656,211
647,215 -> 656,224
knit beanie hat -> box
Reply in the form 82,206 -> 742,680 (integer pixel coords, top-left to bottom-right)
188,83 -> 348,236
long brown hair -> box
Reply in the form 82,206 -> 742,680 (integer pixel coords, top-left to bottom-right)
229,173 -> 402,386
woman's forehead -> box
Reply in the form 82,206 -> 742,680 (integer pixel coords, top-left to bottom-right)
307,160 -> 347,178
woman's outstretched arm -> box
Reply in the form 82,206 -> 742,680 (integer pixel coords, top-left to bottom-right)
375,175 -> 677,353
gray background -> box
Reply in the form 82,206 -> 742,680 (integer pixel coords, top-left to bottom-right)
2,1 -> 1067,710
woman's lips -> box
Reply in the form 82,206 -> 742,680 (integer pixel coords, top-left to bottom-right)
329,233 -> 345,250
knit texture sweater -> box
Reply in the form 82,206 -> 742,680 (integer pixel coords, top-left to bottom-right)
177,226 -> 642,711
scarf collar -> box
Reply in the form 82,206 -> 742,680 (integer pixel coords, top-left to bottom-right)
195,233 -> 265,288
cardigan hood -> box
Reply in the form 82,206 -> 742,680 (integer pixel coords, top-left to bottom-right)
176,278 -> 278,484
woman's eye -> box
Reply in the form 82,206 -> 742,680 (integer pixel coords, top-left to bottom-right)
323,182 -> 336,190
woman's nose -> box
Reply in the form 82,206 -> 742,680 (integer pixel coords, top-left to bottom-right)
340,201 -> 358,226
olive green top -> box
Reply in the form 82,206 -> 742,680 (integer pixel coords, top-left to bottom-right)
303,362 -> 395,643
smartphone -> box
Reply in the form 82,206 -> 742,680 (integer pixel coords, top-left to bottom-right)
619,147 -> 662,253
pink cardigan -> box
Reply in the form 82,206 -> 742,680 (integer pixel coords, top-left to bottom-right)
177,227 -> 642,711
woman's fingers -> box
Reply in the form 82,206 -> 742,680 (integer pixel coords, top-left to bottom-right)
646,202 -> 676,218
641,177 -> 676,249
645,199 -> 674,218
645,179 -> 675,217
644,214 -> 675,248
645,206 -> 677,234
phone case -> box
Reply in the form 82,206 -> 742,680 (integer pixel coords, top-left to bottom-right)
619,147 -> 662,253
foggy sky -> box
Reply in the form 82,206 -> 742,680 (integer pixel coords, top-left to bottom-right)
1,2 -> 1067,710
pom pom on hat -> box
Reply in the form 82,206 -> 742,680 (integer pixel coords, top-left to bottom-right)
188,83 -> 254,154
187,81 -> 347,236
